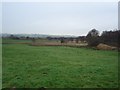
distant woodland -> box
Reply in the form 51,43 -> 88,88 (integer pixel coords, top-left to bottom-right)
2,29 -> 120,47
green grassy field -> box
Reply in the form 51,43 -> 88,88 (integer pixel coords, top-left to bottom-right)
2,38 -> 32,44
2,43 -> 118,88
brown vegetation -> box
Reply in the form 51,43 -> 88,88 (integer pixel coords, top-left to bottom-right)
96,43 -> 117,50
30,42 -> 87,47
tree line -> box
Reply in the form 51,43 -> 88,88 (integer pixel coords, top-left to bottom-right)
5,29 -> 120,47
86,29 -> 120,47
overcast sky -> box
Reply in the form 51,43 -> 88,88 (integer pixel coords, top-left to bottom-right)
2,1 -> 118,36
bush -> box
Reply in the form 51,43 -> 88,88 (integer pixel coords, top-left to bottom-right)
86,29 -> 100,46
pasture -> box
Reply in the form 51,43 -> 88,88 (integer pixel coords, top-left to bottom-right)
2,39 -> 119,88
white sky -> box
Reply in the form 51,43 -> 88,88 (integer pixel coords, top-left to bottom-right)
1,0 -> 119,36
1,0 -> 119,2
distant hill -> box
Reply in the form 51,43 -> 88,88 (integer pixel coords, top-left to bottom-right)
1,33 -> 77,38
